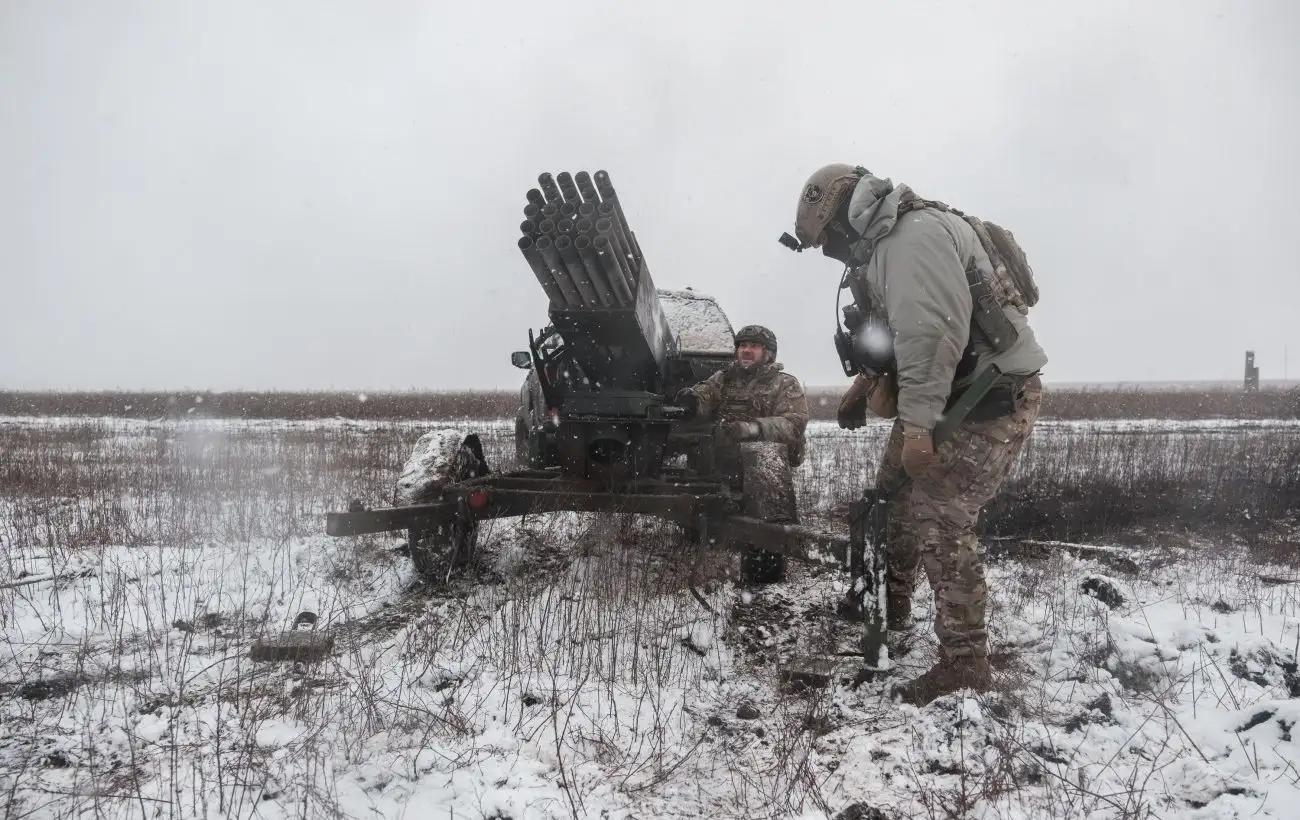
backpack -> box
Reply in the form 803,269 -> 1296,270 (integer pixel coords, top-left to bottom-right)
897,196 -> 1040,315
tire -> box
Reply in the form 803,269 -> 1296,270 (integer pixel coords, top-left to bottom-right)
393,427 -> 489,581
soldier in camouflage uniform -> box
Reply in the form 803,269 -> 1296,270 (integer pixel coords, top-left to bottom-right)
790,164 -> 1048,706
676,325 -> 810,584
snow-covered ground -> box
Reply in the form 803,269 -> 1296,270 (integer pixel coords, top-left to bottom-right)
2,416 -> 1298,819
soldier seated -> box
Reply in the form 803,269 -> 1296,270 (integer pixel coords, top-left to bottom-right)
675,325 -> 809,585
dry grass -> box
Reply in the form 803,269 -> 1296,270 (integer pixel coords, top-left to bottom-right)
2,415 -> 1299,818
796,421 -> 1300,546
6,419 -> 1298,561
0,419 -> 730,818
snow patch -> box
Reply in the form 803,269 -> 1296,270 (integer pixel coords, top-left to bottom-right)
393,426 -> 471,506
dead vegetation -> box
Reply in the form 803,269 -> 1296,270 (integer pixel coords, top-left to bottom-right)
798,421 -> 1300,547
1,415 -> 1298,818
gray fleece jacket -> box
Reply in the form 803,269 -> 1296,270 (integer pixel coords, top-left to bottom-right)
845,173 -> 1048,430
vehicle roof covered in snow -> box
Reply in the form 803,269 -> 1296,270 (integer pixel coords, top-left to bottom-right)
656,289 -> 735,357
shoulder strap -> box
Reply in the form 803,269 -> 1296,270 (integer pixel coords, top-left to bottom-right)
897,194 -> 965,217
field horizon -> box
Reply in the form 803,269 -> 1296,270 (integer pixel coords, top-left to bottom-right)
4,382 -> 1299,422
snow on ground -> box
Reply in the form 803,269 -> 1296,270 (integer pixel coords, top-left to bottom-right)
1,416 -> 1298,819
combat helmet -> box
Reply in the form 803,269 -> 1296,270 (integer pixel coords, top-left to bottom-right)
734,324 -> 778,359
793,163 -> 866,249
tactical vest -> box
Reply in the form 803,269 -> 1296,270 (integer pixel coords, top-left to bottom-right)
894,194 -> 1039,315
715,364 -> 805,467
844,192 -> 1039,383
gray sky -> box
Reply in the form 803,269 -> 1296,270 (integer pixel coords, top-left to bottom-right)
2,0 -> 1297,391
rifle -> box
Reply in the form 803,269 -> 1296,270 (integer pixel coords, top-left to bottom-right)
846,363 -> 1004,683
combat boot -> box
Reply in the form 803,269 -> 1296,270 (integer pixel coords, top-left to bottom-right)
884,592 -> 915,658
885,592 -> 912,631
886,629 -> 916,660
892,656 -> 992,706
740,549 -> 787,585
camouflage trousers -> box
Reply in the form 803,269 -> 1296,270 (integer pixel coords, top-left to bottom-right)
876,375 -> 1043,658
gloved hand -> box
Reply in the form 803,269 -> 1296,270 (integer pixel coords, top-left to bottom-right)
675,388 -> 699,419
838,371 -> 899,429
866,371 -> 899,419
900,423 -> 934,479
836,375 -> 869,429
723,420 -> 761,442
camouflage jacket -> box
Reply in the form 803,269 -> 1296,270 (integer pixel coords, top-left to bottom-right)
844,172 -> 1048,430
687,361 -> 809,466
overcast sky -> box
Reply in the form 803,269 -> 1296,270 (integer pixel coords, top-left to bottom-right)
2,0 -> 1297,391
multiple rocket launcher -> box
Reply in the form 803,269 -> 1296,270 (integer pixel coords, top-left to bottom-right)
514,168 -> 677,412
517,170 -> 645,310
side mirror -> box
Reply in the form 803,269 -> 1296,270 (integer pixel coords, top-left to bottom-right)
510,351 -> 532,369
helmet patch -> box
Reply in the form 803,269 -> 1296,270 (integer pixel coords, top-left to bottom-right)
802,184 -> 823,204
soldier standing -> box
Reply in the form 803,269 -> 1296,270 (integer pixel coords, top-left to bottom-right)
676,325 -> 810,585
787,164 -> 1048,705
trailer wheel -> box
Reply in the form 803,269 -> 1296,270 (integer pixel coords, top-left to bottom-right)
394,428 -> 489,581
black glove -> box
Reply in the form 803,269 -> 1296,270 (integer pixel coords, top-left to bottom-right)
837,374 -> 870,430
675,389 -> 699,419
